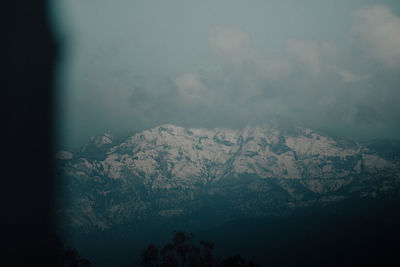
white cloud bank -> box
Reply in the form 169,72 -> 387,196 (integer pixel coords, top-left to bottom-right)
351,5 -> 400,69
163,5 -> 400,139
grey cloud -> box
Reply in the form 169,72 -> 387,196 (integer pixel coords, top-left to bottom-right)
208,26 -> 254,65
285,38 -> 321,74
350,5 -> 400,69
126,9 -> 400,140
54,1 -> 400,149
162,9 -> 400,139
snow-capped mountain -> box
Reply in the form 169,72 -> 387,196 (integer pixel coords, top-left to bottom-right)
56,124 -> 400,231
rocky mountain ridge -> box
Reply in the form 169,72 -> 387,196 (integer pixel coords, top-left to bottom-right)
56,124 -> 400,231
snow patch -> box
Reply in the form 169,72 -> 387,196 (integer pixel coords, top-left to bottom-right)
56,150 -> 73,160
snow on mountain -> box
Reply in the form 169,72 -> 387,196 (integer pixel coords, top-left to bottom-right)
61,124 -> 393,187
56,124 -> 400,231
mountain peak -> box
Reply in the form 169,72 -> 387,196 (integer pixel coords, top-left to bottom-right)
57,123 -> 400,230
60,123 -> 398,189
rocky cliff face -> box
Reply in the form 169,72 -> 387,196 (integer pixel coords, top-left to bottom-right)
56,124 -> 400,232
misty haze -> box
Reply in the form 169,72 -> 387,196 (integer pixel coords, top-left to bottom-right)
51,1 -> 400,266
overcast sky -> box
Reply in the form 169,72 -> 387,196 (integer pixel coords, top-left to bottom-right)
51,0 -> 400,149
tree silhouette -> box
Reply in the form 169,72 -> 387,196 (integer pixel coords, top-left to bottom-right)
140,231 -> 258,267
63,247 -> 91,267
140,244 -> 159,267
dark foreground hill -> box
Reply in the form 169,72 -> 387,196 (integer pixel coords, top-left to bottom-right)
56,124 -> 400,266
